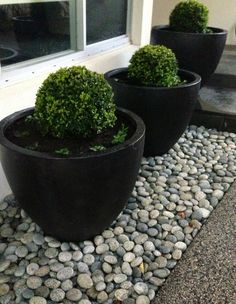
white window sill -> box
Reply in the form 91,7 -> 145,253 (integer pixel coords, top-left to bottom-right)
0,42 -> 139,122
0,36 -> 133,88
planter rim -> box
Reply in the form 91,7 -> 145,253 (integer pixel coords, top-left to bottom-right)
0,107 -> 145,160
152,25 -> 228,36
105,68 -> 201,91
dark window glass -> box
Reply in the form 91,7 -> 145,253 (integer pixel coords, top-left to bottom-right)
0,1 -> 71,67
86,0 -> 127,45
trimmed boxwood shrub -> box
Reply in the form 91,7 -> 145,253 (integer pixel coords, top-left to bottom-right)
128,45 -> 181,87
34,66 -> 117,138
169,0 -> 209,33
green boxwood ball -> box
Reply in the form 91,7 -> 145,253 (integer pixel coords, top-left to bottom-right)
128,45 -> 181,87
34,66 -> 117,138
169,0 -> 209,33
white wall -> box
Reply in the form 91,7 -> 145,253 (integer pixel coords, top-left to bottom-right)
152,0 -> 236,45
0,45 -> 138,119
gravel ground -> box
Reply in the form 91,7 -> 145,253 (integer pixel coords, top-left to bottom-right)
153,179 -> 236,304
0,125 -> 235,304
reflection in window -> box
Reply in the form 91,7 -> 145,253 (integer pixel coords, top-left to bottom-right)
86,0 -> 128,45
0,1 -> 71,67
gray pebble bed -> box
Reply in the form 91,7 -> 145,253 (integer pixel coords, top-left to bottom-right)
0,125 -> 235,304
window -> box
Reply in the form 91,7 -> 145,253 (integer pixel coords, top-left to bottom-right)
86,0 -> 127,45
0,1 -> 74,67
0,0 -> 129,68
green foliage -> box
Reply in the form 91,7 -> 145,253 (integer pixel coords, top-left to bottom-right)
34,66 -> 117,138
55,147 -> 70,156
112,124 -> 128,145
25,115 -> 34,124
14,130 -> 30,138
89,145 -> 106,152
169,0 -> 209,33
26,142 -> 39,151
128,45 -> 181,87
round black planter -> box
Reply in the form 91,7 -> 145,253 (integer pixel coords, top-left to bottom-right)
105,68 -> 201,156
151,25 -> 227,86
0,108 -> 145,241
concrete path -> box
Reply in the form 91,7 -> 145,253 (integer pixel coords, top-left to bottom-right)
199,86 -> 236,115
216,51 -> 236,76
199,50 -> 236,116
153,182 -> 236,304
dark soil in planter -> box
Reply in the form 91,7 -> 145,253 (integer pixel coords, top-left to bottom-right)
111,71 -> 187,87
156,26 -> 218,33
5,111 -> 135,157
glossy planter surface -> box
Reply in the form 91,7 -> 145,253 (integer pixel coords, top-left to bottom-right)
151,25 -> 227,85
0,108 -> 145,241
105,68 -> 201,156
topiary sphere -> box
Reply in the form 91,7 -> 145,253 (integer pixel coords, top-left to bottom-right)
128,45 -> 181,87
169,0 -> 209,33
34,66 -> 117,138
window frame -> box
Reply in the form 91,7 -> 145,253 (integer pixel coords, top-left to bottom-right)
0,0 -> 153,86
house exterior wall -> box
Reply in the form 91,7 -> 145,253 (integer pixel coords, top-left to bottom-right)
152,0 -> 236,45
0,45 -> 138,199
0,0 -> 154,199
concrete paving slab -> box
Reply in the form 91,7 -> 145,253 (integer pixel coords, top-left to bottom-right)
152,181 -> 236,304
199,86 -> 236,115
199,50 -> 236,116
216,52 -> 236,76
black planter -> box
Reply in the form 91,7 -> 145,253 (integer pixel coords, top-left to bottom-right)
151,25 -> 227,85
0,108 -> 145,241
105,68 -> 201,156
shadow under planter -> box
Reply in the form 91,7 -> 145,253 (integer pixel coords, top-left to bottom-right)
191,109 -> 236,133
151,26 -> 227,86
105,68 -> 201,157
0,108 -> 145,241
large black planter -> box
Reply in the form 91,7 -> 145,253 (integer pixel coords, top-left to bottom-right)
151,25 -> 227,85
105,68 -> 201,156
0,108 -> 145,241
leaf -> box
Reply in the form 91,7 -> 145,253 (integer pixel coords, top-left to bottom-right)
112,124 -> 128,145
89,145 -> 106,152
55,147 -> 70,156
